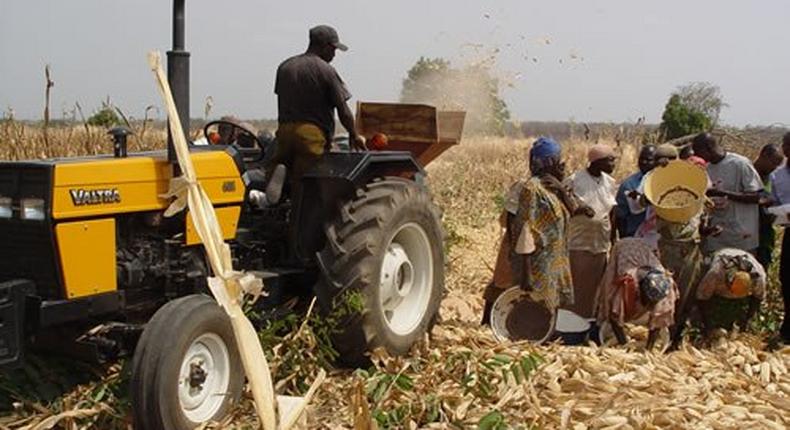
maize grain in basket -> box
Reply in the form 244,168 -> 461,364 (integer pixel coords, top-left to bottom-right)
658,186 -> 698,208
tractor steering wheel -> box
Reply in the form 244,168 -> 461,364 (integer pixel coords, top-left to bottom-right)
202,120 -> 266,162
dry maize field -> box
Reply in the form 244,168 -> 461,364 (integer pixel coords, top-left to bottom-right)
0,123 -> 788,429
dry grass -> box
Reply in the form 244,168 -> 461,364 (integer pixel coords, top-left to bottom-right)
0,120 -> 166,160
0,125 -> 788,429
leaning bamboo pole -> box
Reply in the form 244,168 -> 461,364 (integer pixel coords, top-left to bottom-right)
148,51 -> 325,429
147,50 -> 279,430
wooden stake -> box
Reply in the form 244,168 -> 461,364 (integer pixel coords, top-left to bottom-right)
43,65 -> 54,154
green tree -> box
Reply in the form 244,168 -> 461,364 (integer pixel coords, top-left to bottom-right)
675,81 -> 727,125
401,57 -> 451,103
87,99 -> 121,127
659,94 -> 713,140
400,57 -> 510,135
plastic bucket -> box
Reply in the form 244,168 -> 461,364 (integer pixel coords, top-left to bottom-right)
644,160 -> 708,223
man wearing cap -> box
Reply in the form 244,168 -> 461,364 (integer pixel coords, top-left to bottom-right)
565,144 -> 618,320
270,25 -> 365,189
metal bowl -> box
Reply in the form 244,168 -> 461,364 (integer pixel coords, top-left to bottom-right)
490,287 -> 556,343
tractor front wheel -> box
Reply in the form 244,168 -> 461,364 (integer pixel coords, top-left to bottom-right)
316,177 -> 444,367
130,294 -> 244,430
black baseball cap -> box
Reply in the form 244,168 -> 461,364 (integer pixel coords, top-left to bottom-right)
309,25 -> 348,51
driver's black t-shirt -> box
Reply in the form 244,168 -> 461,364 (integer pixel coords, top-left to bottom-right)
274,52 -> 351,140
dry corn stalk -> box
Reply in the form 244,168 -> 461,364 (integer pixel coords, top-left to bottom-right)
148,51 -> 280,429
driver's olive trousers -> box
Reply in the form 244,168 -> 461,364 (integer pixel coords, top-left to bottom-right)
269,122 -> 327,188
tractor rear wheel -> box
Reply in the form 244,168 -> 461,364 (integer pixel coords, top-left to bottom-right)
316,177 -> 444,367
130,294 -> 244,430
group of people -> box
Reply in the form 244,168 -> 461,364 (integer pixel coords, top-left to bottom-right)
218,23 -> 790,348
483,131 -> 790,349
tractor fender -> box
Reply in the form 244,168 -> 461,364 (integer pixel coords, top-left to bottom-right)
303,151 -> 424,187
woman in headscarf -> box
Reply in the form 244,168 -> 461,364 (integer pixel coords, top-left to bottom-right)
482,137 -> 575,324
596,237 -> 678,349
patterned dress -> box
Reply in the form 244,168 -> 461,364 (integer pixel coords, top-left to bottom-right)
489,177 -> 573,310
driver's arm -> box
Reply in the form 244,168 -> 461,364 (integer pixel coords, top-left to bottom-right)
328,68 -> 364,150
337,102 -> 360,146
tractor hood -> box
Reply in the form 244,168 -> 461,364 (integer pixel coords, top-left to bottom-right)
0,149 -> 244,221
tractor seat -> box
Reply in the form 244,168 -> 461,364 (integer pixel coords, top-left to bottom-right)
244,164 -> 286,208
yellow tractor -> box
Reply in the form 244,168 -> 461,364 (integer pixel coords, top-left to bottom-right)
0,1 -> 463,428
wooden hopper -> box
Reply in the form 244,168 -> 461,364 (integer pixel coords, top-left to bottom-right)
355,102 -> 465,167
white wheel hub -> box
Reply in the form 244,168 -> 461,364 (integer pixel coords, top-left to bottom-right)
381,244 -> 415,300
379,223 -> 433,336
178,332 -> 231,423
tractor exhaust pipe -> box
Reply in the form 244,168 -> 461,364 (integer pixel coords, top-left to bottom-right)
167,0 -> 189,165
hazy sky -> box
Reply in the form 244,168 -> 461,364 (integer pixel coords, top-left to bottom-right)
1,0 -> 788,126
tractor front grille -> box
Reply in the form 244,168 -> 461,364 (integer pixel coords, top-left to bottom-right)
0,163 -> 62,299
0,220 -> 61,299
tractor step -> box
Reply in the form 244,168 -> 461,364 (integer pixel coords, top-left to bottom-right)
31,322 -> 144,364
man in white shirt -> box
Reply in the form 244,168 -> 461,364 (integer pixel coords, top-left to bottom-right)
565,144 -> 618,319
691,133 -> 763,255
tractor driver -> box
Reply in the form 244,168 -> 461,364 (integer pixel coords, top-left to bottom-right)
269,25 -> 366,189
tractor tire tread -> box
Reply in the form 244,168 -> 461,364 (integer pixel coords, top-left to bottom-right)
315,177 -> 444,367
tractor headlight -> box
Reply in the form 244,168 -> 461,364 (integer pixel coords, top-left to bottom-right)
0,197 -> 11,218
20,198 -> 46,220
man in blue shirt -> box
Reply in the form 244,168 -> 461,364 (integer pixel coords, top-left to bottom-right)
770,132 -> 790,345
615,145 -> 656,238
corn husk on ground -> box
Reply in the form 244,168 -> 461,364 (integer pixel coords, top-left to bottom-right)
304,323 -> 790,429
1,135 -> 788,429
